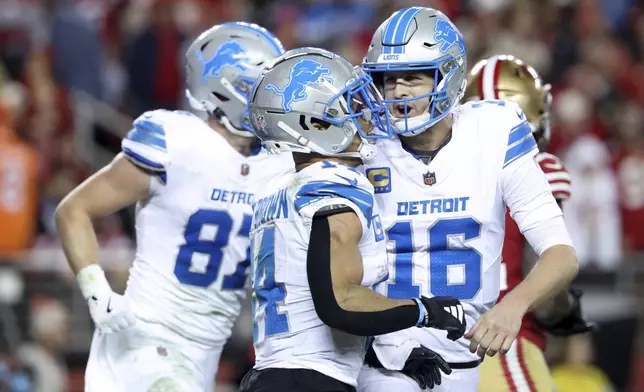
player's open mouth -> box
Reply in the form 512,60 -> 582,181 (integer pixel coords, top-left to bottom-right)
394,104 -> 408,117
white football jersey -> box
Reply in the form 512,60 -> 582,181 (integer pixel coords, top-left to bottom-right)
120,109 -> 294,348
250,160 -> 389,387
362,100 -> 562,363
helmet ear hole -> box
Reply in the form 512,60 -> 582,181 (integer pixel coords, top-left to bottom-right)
299,115 -> 309,131
213,92 -> 230,102
310,117 -> 331,131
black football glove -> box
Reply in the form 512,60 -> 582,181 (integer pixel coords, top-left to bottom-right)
419,296 -> 466,341
536,288 -> 596,336
365,343 -> 452,390
401,346 -> 452,390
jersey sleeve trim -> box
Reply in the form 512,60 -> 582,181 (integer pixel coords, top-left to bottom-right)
127,118 -> 167,150
294,180 -> 374,227
121,112 -> 170,183
122,147 -> 165,171
504,121 -> 537,168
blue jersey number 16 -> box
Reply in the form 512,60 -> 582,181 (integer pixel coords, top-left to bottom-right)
386,217 -> 482,300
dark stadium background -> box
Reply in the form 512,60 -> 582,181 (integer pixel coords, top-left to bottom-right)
0,0 -> 643,391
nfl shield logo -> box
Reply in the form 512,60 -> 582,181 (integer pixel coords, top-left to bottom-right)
156,346 -> 167,357
255,114 -> 266,130
423,172 -> 436,186
241,164 -> 250,176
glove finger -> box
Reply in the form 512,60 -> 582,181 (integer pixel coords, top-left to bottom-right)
117,317 -> 131,330
125,312 -> 137,326
416,371 -> 428,390
421,368 -> 433,389
447,325 -> 465,341
431,363 -> 442,386
101,325 -> 115,334
434,354 -> 452,375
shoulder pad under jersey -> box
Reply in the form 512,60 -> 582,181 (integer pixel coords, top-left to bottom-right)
461,100 -> 538,168
121,109 -> 199,183
293,160 -> 374,226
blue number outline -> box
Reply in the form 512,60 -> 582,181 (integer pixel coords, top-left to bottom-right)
222,214 -> 253,289
252,225 -> 289,343
427,216 -> 482,299
386,217 -> 483,300
386,221 -> 420,299
174,209 -> 252,289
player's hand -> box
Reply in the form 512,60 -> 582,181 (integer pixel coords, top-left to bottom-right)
465,300 -> 523,357
537,288 -> 596,336
418,296 -> 466,341
87,291 -> 137,334
401,346 -> 452,390
77,264 -> 137,334
364,341 -> 451,390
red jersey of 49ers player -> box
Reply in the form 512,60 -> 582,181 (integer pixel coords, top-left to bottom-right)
499,152 -> 571,350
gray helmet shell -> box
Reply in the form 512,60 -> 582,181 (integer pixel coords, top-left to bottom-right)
185,22 -> 284,137
249,47 -> 387,159
363,7 -> 468,136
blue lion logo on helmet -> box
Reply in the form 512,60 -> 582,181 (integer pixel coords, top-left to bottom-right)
264,59 -> 334,112
433,19 -> 466,56
197,41 -> 248,82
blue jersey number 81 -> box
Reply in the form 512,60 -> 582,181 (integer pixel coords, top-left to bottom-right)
174,209 -> 251,289
387,217 -> 482,300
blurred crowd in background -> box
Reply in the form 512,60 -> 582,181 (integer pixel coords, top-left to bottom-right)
0,0 -> 643,391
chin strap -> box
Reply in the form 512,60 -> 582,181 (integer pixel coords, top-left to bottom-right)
185,89 -> 254,138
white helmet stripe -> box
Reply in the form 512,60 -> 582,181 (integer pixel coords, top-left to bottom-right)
482,55 -> 500,100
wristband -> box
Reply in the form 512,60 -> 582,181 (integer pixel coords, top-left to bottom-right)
412,298 -> 427,327
76,264 -> 111,300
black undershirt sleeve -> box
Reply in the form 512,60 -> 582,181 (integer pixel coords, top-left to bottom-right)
306,211 -> 421,336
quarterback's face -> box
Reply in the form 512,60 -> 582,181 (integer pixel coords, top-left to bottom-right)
383,71 -> 434,118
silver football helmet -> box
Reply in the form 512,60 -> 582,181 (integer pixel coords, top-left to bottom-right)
185,22 -> 285,137
363,7 -> 468,136
249,47 -> 392,160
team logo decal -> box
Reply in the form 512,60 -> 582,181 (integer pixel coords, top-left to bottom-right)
264,59 -> 334,112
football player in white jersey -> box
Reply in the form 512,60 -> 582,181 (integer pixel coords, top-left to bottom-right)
54,22 -> 293,392
238,47 -> 467,392
356,7 -> 579,392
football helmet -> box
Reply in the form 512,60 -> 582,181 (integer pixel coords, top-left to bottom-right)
465,54 -> 553,146
185,22 -> 285,137
249,47 -> 391,160
363,7 -> 468,136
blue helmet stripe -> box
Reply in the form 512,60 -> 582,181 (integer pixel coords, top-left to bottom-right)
382,8 -> 411,54
221,22 -> 285,56
382,10 -> 404,48
394,7 -> 423,54
387,8 -> 415,45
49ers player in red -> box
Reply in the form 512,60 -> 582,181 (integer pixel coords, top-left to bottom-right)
465,55 -> 594,392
